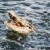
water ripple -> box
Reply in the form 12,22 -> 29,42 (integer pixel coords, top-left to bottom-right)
0,0 -> 50,50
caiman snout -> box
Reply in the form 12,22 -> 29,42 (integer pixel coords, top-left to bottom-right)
8,10 -> 25,27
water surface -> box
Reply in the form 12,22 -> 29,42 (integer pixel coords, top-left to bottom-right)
0,0 -> 50,50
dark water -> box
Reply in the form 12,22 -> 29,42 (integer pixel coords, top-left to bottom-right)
0,0 -> 50,50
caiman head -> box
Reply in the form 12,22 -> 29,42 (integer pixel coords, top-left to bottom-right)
8,10 -> 25,27
8,10 -> 17,21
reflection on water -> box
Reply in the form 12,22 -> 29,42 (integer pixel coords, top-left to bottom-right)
0,0 -> 50,50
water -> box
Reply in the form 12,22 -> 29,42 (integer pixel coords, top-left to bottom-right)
0,0 -> 50,50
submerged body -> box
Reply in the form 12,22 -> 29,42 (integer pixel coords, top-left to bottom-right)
5,10 -> 35,35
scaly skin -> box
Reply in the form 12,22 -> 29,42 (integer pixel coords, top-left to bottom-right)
5,10 -> 35,35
